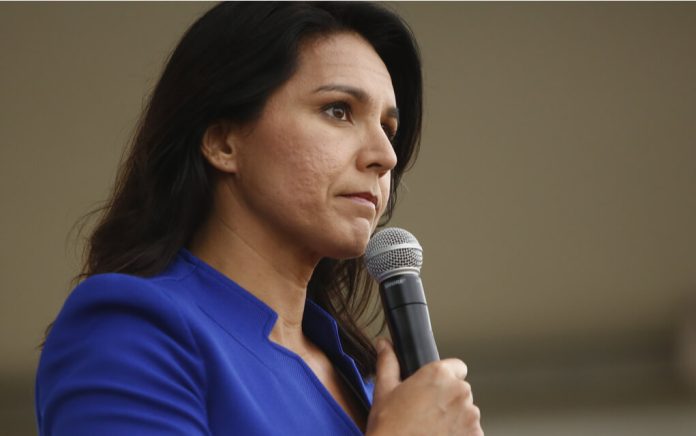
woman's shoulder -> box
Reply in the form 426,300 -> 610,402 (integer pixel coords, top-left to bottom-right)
36,272 -> 210,434
51,271 -> 197,344
71,272 -> 161,297
70,272 -> 174,303
42,270 -> 203,369
64,267 -> 194,315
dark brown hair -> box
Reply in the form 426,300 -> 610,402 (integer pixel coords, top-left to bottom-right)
77,2 -> 421,377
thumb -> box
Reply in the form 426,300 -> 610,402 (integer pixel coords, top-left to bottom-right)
373,338 -> 401,404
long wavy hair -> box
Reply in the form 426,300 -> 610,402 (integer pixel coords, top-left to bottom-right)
73,2 -> 421,377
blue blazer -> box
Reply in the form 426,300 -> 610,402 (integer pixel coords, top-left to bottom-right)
36,250 -> 373,435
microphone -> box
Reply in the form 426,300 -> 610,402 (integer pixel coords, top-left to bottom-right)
364,227 -> 439,379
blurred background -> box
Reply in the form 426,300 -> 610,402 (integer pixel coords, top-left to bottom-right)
1,2 -> 695,434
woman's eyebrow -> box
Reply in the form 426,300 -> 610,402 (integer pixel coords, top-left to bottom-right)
313,84 -> 399,122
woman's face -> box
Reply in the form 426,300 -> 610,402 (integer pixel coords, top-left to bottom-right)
227,32 -> 398,261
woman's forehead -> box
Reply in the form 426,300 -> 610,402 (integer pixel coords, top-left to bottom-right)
293,33 -> 396,103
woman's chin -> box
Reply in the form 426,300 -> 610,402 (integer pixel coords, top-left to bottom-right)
321,239 -> 367,260
322,229 -> 372,260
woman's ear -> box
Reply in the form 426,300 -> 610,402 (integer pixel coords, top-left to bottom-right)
201,121 -> 239,174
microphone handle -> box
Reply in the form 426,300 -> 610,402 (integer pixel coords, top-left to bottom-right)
380,274 -> 440,379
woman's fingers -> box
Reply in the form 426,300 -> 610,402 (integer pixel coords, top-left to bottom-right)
433,358 -> 468,381
369,343 -> 483,436
373,338 -> 401,404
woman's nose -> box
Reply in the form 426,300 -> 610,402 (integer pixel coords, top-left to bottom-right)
358,125 -> 398,177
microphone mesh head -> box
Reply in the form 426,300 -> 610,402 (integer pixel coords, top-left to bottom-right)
364,227 -> 423,281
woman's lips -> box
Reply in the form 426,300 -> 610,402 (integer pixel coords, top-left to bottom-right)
340,192 -> 378,209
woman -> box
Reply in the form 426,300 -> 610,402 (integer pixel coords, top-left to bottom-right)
36,3 -> 482,435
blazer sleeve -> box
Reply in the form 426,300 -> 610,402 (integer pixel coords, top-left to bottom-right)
36,274 -> 210,436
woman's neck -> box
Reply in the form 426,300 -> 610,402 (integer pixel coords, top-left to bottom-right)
189,208 -> 318,350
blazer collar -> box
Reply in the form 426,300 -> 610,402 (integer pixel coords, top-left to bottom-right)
171,249 -> 373,407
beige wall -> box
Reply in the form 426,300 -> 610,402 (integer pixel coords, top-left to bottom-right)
2,2 -> 695,434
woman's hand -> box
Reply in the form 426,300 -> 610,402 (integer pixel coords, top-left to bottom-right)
366,339 -> 483,436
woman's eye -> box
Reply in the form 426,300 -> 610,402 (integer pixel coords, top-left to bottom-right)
382,124 -> 397,143
323,103 -> 350,121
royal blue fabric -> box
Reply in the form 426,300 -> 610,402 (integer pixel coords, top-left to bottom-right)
36,249 -> 373,435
